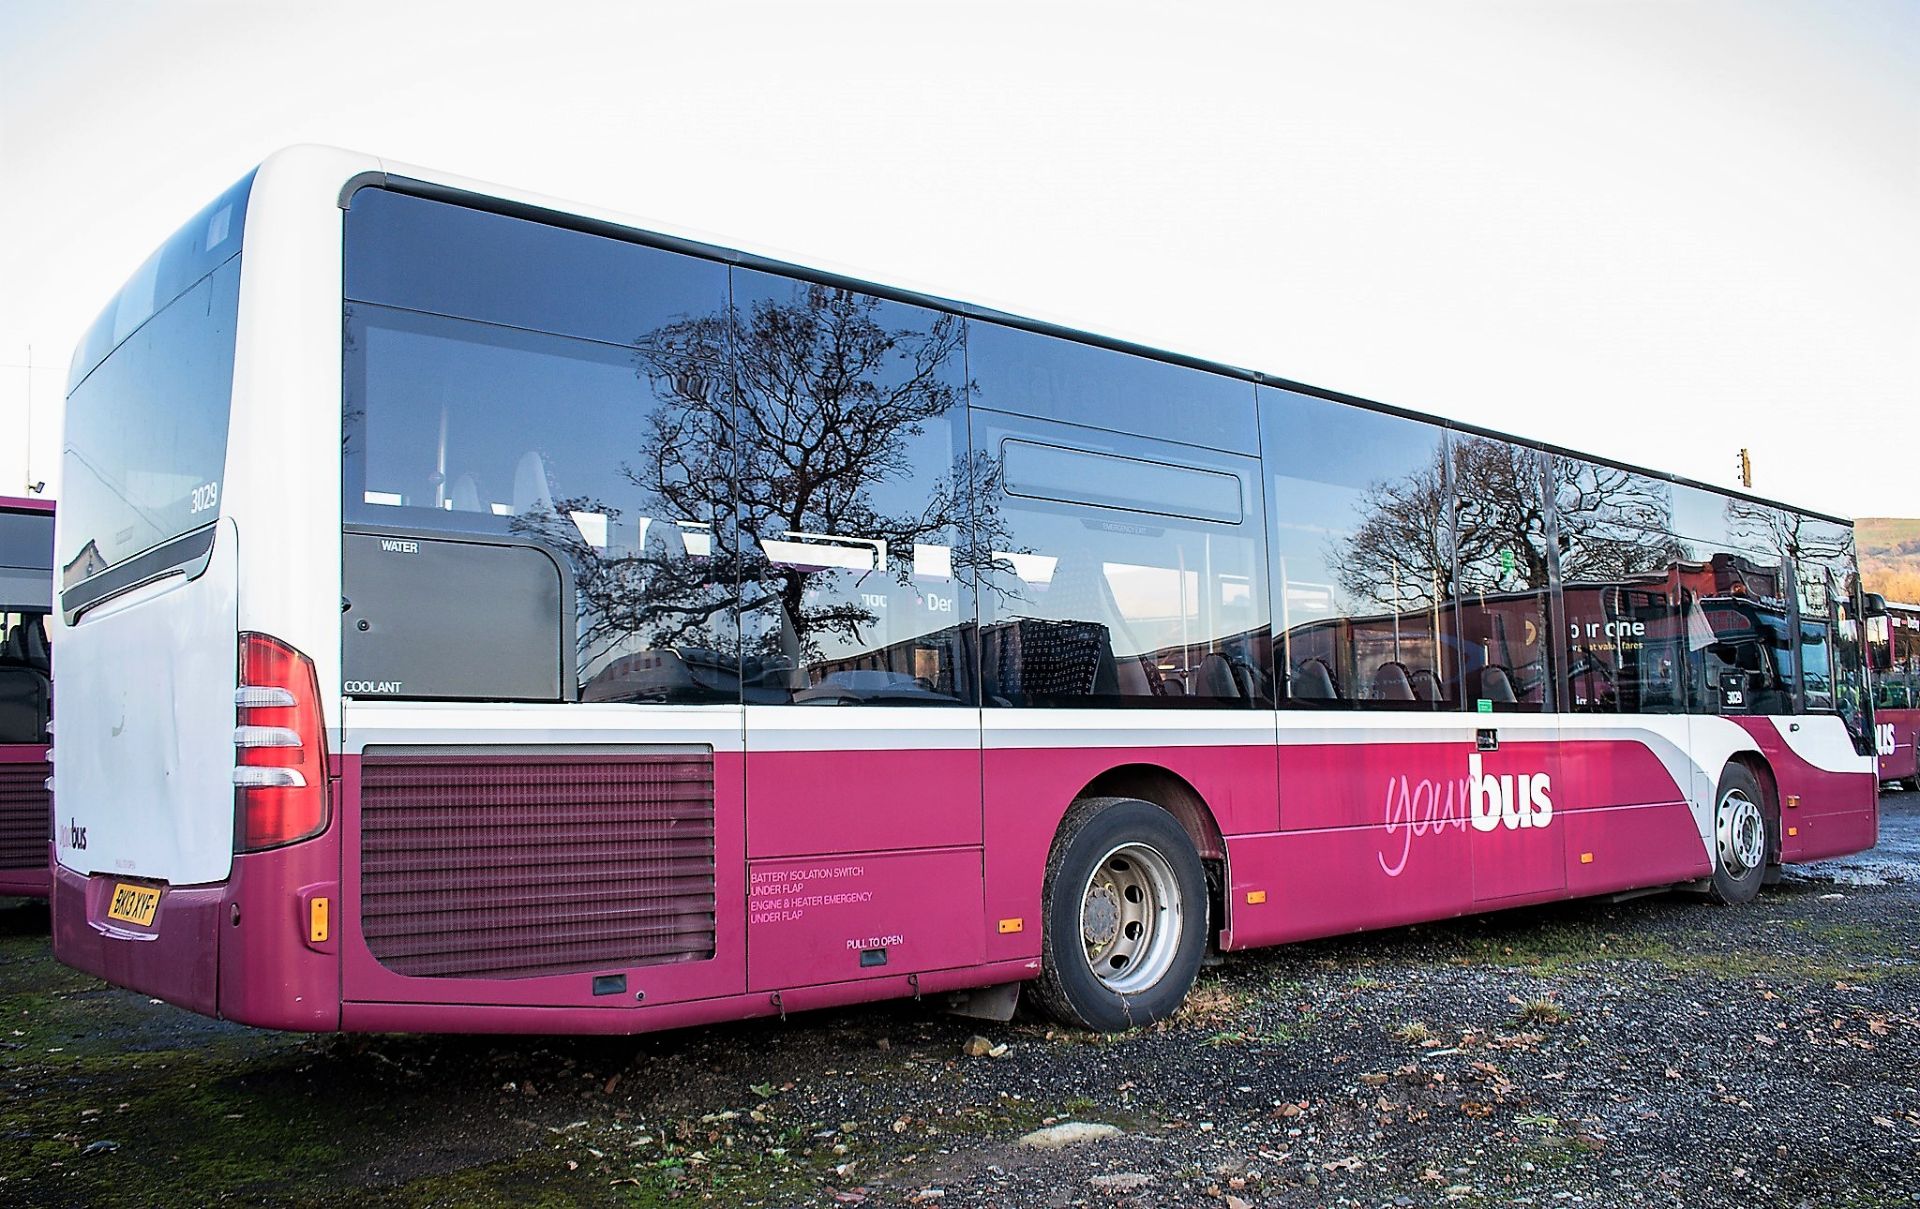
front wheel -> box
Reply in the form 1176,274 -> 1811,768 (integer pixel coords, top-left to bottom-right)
1707,764 -> 1773,905
1031,797 -> 1209,1032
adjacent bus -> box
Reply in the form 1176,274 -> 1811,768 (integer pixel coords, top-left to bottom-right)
1,495 -> 54,897
50,148 -> 1880,1034
1869,600 -> 1920,790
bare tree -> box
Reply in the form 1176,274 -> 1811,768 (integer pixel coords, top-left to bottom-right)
1335,440 -> 1684,609
517,283 -> 1004,678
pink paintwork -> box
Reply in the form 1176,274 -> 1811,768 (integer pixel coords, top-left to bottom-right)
52,818 -> 342,1030
982,743 -> 1277,967
1877,710 -> 1920,786
1730,718 -> 1879,862
50,720 -> 1881,1036
1220,735 -> 1710,951
338,753 -> 749,1013
748,847 -> 985,991
746,747 -> 982,857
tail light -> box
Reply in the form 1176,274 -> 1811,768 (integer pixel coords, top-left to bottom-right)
233,633 -> 329,851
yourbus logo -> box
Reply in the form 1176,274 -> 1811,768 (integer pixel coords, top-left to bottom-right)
1467,753 -> 1554,832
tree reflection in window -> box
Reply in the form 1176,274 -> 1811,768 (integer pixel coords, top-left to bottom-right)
513,281 -> 1008,704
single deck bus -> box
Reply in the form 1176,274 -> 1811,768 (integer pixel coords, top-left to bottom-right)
1869,601 -> 1920,790
50,148 -> 1881,1034
1,495 -> 54,897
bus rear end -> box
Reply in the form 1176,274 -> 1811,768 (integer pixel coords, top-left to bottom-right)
50,151 -> 357,1028
0,497 -> 54,896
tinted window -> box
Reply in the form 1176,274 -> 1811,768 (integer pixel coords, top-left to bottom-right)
0,511 -> 52,614
1451,435 -> 1552,711
1694,596 -> 1795,715
731,272 -> 977,705
0,512 -> 53,572
61,258 -> 240,589
345,190 -> 727,346
1549,457 -> 1691,714
967,321 -> 1257,454
978,413 -> 1266,707
1559,552 -> 1681,713
343,305 -> 737,703
69,171 -> 253,386
1670,483 -> 1789,560
0,609 -> 50,743
1003,440 -> 1243,523
343,198 -> 741,703
1789,518 -> 1869,745
1552,457 -> 1684,570
1261,389 -> 1456,709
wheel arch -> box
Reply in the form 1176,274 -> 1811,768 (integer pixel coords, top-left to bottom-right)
1075,763 -> 1225,862
1073,762 -> 1228,938
1725,750 -> 1782,865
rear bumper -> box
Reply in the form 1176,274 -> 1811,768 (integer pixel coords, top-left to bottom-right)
51,823 -> 341,1031
52,864 -> 223,1016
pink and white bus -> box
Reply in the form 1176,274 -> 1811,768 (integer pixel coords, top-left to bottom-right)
0,495 -> 54,898
50,148 -> 1881,1034
1869,601 -> 1920,790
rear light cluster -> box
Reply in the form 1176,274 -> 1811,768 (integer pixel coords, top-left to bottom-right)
233,633 -> 329,851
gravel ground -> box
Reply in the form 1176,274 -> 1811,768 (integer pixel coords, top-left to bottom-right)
4,790 -> 1918,1208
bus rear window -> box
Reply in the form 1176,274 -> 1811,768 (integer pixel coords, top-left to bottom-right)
61,260 -> 240,596
60,174 -> 250,602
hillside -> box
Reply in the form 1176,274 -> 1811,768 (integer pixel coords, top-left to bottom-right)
1859,517 -> 1920,603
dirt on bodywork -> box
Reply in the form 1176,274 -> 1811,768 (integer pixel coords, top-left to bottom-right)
5,792 -> 1919,1208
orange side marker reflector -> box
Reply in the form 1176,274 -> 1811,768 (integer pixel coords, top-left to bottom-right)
1787,826 -> 1799,837
997,917 -> 1023,935
1786,795 -> 1801,809
1245,890 -> 1267,905
309,896 -> 331,944
1579,852 -> 1594,864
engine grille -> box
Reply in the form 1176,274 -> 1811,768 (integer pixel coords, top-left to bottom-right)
359,751 -> 716,979
0,761 -> 51,871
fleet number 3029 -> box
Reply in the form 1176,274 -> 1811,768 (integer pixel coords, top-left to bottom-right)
190,481 -> 220,513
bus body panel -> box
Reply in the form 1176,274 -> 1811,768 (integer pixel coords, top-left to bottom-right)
52,520 -> 239,886
1877,710 -> 1920,784
980,712 -> 1280,967
1732,714 -> 1879,861
335,701 -> 748,1011
1,495 -> 54,897
0,740 -> 51,897
50,863 -> 222,1016
47,147 -> 1886,1036
51,810 -> 341,1030
338,955 -> 1043,1036
743,707 -> 983,856
220,145 -> 366,721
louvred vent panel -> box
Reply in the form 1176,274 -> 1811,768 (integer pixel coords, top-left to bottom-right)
359,752 -> 716,979
0,762 -> 50,870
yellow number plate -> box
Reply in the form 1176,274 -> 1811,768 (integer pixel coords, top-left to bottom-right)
106,883 -> 160,927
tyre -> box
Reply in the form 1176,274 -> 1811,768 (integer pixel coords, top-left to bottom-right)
1031,796 -> 1209,1032
1902,776 -> 1919,794
1707,764 -> 1773,905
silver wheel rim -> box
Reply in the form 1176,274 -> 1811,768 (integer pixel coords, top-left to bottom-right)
1079,841 -> 1183,995
1716,788 -> 1766,877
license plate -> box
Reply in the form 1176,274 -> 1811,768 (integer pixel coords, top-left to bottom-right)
107,883 -> 160,927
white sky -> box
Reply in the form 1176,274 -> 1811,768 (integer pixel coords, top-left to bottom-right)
1,0 -> 1915,518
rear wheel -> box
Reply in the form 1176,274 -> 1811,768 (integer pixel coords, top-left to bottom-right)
1032,797 -> 1208,1032
1708,764 -> 1773,905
